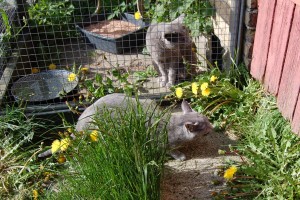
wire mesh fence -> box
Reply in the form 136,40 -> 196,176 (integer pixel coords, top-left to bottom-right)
0,0 -> 242,114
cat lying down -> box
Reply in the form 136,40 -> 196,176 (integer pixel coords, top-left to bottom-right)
76,93 -> 213,161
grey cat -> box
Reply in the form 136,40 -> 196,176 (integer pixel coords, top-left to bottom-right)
146,15 -> 198,88
76,93 -> 213,161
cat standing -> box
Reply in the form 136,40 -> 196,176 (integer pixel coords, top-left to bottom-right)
146,15 -> 198,88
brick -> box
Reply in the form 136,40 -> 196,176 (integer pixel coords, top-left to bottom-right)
246,0 -> 258,9
243,55 -> 252,70
244,8 -> 258,28
243,41 -> 254,59
244,29 -> 256,43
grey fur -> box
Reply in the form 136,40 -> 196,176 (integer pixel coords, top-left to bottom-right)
75,94 -> 213,161
146,14 -> 198,88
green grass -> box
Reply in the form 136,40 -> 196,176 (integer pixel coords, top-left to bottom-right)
207,75 -> 300,199
228,96 -> 300,199
47,97 -> 169,199
0,107 -> 48,199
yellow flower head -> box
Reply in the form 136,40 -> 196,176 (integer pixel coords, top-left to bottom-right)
175,87 -> 183,98
68,73 -> 77,82
51,139 -> 61,154
31,68 -> 39,74
60,138 -> 71,151
48,63 -> 57,70
80,67 -> 89,74
202,88 -> 211,97
210,75 -> 218,82
200,82 -> 209,91
90,130 -> 99,142
224,166 -> 238,180
67,128 -> 73,133
57,154 -> 66,164
134,11 -> 142,20
33,189 -> 38,200
191,82 -> 199,95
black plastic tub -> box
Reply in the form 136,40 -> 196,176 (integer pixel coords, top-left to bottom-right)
76,13 -> 149,54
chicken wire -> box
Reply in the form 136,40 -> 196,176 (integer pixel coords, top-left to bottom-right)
0,0 -> 243,114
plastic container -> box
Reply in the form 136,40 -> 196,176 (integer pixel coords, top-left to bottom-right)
76,13 -> 149,54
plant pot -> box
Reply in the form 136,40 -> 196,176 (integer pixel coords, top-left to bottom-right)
76,13 -> 149,54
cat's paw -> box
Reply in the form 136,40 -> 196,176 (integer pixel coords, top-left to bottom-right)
170,150 -> 186,161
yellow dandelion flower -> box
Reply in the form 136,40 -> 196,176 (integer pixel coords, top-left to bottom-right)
48,63 -> 57,70
134,11 -> 142,20
60,138 -> 71,151
191,82 -> 199,95
200,82 -> 209,91
210,75 -> 218,82
90,130 -> 99,142
51,140 -> 61,154
175,87 -> 183,98
224,166 -> 238,180
57,154 -> 66,164
202,88 -> 211,97
68,73 -> 77,82
31,68 -> 39,74
33,189 -> 38,200
80,67 -> 89,74
67,128 -> 72,133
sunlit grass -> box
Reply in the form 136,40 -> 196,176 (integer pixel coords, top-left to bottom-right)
47,97 -> 169,199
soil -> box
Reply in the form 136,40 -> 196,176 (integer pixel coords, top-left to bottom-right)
160,111 -> 240,200
85,20 -> 141,38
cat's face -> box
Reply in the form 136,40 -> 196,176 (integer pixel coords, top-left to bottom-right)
168,100 -> 213,145
181,99 -> 213,134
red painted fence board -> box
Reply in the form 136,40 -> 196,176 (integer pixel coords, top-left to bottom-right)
251,0 -> 276,81
277,6 -> 300,121
264,0 -> 295,95
251,0 -> 300,134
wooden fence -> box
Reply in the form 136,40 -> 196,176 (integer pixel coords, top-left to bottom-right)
251,0 -> 300,134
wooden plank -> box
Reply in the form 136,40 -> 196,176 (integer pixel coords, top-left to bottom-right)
292,93 -> 300,134
250,0 -> 277,81
277,6 -> 300,120
0,52 -> 19,105
264,0 -> 295,95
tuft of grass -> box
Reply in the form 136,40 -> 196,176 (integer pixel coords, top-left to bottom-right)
48,97 -> 169,199
215,95 -> 300,199
0,107 -> 46,199
235,96 -> 300,199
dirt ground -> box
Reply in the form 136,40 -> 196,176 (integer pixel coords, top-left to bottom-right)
161,130 -> 239,200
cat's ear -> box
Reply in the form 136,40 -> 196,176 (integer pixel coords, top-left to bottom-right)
184,122 -> 200,132
181,99 -> 195,114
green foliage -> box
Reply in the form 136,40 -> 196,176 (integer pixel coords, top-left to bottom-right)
0,4 -> 26,59
216,96 -> 300,199
165,64 -> 257,130
0,107 -> 52,199
28,0 -> 75,38
146,0 -> 215,36
133,65 -> 158,83
47,97 -> 169,199
108,1 -> 137,20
